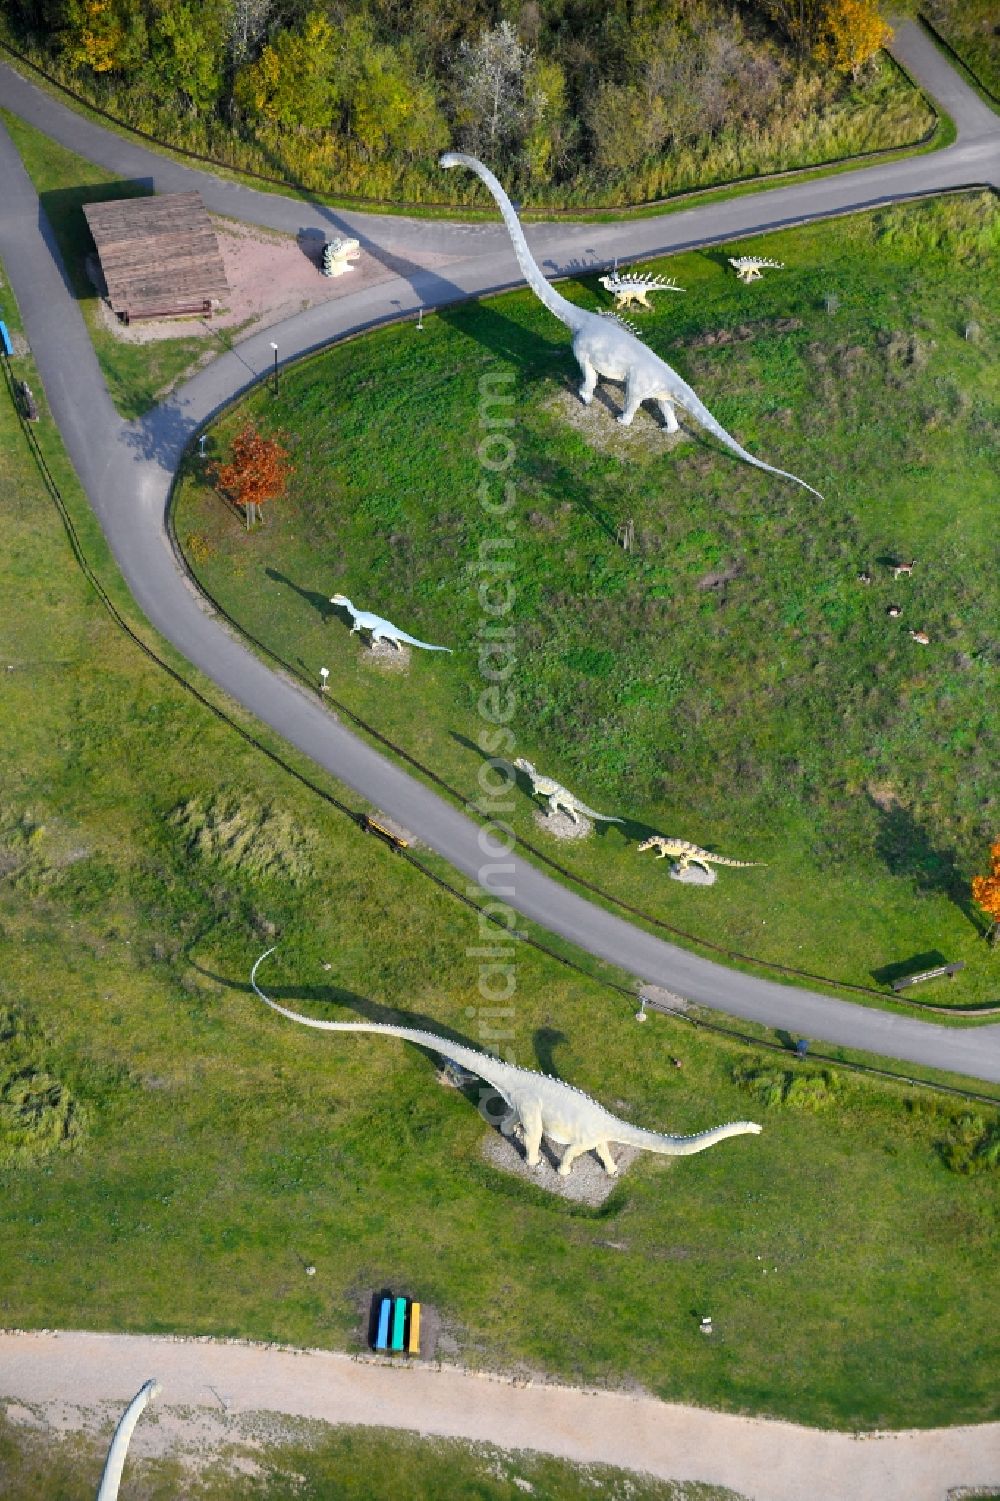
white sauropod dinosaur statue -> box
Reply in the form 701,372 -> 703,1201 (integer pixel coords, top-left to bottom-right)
440,152 -> 821,497
252,950 -> 761,1177
96,1379 -> 160,1501
329,594 -> 452,653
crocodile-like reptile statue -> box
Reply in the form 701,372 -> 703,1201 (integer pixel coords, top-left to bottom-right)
638,836 -> 761,875
729,255 -> 784,284
251,950 -> 761,1177
440,152 -> 821,497
599,270 -> 684,309
329,594 -> 452,653
514,758 -> 623,827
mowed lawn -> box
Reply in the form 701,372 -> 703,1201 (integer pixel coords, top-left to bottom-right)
173,194 -> 1000,1010
0,257 -> 998,1433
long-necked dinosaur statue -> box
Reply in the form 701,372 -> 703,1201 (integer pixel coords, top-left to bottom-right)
440,152 -> 821,498
251,950 -> 761,1177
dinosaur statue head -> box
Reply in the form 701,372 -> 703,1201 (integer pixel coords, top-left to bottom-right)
329,593 -> 351,607
513,758 -> 535,775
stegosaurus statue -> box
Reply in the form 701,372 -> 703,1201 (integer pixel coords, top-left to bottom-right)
599,270 -> 684,310
729,256 -> 784,284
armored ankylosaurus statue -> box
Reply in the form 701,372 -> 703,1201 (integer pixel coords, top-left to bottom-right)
729,256 -> 784,284
638,836 -> 761,875
252,950 -> 761,1177
599,270 -> 684,310
329,594 -> 452,653
440,152 -> 820,497
514,758 -> 623,826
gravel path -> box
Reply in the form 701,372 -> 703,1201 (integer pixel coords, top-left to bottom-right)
0,19 -> 998,1087
2,1331 -> 998,1500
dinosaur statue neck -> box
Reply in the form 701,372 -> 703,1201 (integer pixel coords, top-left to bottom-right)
251,953 -> 516,1101
620,1119 -> 761,1156
441,153 -> 582,333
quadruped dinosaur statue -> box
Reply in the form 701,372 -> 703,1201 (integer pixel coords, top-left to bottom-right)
730,255 -> 784,284
329,594 -> 452,653
440,152 -> 821,497
599,269 -> 684,310
638,835 -> 761,876
251,949 -> 761,1177
514,758 -> 624,827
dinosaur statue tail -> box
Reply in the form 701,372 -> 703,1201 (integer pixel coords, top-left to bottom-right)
712,857 -> 760,869
395,630 -> 453,653
250,949 -> 510,1098
577,805 -> 625,825
672,375 -> 823,497
440,152 -> 582,333
616,1119 -> 762,1156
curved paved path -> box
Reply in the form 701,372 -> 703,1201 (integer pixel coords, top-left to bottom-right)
3,1331 -> 999,1501
1,24 -> 999,1083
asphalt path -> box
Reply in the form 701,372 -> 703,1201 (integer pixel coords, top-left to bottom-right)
1,23 -> 998,1083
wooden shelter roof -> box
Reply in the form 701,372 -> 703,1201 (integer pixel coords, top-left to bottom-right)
83,192 -> 228,319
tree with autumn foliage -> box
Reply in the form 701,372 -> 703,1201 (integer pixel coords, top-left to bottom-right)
213,422 -> 293,530
815,0 -> 891,79
972,841 -> 1000,949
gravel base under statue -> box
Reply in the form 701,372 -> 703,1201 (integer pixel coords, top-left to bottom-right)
532,808 -> 594,840
669,863 -> 717,885
364,638 -> 411,672
481,1131 -> 640,1205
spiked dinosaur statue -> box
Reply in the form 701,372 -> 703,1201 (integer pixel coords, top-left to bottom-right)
638,835 -> 761,877
329,594 -> 452,654
514,758 -> 623,827
440,152 -> 821,497
730,256 -> 784,284
251,950 -> 761,1177
599,269 -> 684,310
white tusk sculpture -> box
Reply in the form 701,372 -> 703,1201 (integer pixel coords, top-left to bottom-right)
96,1379 -> 160,1501
440,152 -> 821,497
252,949 -> 761,1178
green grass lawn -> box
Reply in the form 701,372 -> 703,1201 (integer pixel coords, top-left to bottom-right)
0,251 -> 998,1433
0,109 -> 212,418
0,1411 -> 744,1501
172,193 -> 1000,1012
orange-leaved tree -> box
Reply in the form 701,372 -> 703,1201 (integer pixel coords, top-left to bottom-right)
971,840 -> 1000,949
213,422 -> 293,529
815,0 -> 891,78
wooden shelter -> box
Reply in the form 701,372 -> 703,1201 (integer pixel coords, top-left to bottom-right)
83,192 -> 228,322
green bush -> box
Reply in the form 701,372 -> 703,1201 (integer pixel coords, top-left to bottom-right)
733,1063 -> 848,1111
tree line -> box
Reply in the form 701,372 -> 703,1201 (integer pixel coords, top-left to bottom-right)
0,0 -> 900,203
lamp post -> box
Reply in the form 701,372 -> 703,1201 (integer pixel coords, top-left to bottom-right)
198,434 -> 207,459
270,341 -> 278,396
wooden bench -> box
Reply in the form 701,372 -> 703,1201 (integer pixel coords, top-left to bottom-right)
361,814 -> 410,852
891,961 -> 964,993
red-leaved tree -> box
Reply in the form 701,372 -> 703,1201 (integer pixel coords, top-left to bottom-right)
214,422 -> 293,529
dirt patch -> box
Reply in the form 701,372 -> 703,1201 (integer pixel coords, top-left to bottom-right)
85,216 -> 464,346
543,384 -> 686,460
685,316 -> 803,350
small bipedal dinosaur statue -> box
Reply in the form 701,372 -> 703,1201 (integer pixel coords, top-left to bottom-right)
638,836 -> 761,876
514,758 -> 623,826
440,152 -> 820,497
729,256 -> 784,284
599,270 -> 684,310
329,594 -> 452,653
251,950 -> 761,1177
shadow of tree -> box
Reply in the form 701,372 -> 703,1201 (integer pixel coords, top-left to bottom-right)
870,796 -> 982,930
